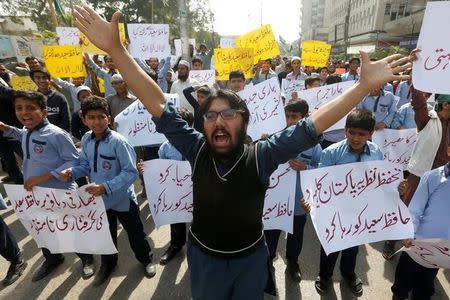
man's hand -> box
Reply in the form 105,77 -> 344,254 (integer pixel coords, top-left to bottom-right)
289,159 -> 307,171
74,5 -> 123,54
0,121 -> 11,132
409,48 -> 420,62
24,174 -> 52,191
402,238 -> 413,248
300,198 -> 311,214
398,180 -> 408,197
60,169 -> 73,182
85,184 -> 106,196
375,122 -> 387,131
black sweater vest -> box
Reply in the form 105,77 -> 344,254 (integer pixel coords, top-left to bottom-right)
189,142 -> 268,258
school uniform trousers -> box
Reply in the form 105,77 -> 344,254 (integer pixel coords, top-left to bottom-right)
0,216 -> 21,264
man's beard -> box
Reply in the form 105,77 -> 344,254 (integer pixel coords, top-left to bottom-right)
208,125 -> 248,161
178,73 -> 189,82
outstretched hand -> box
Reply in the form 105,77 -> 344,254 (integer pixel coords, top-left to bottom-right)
73,5 -> 122,54
358,51 -> 412,91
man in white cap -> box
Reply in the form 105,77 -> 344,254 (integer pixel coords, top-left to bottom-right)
106,74 -> 137,121
170,60 -> 199,113
286,56 -> 308,82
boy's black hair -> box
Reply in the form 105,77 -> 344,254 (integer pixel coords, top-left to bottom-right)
29,68 -> 51,81
176,107 -> 194,126
197,85 -> 211,96
80,96 -> 109,117
13,90 -> 47,110
104,55 -> 111,63
319,66 -> 328,73
200,89 -> 250,124
229,70 -> 245,81
192,57 -> 203,65
305,76 -> 321,88
25,56 -> 37,63
326,74 -> 342,85
285,99 -> 309,117
349,57 -> 361,64
345,109 -> 376,132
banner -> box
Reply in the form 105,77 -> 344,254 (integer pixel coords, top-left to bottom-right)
262,163 -> 296,233
281,79 -> 305,98
413,1 -> 450,94
189,70 -> 216,87
220,37 -> 236,48
128,23 -> 171,60
301,161 -> 414,255
401,239 -> 450,269
43,45 -> 85,78
297,80 -> 355,132
174,38 -> 196,57
372,128 -> 418,170
56,27 -> 80,45
0,35 -> 16,59
214,48 -> 254,80
114,94 -> 179,146
11,76 -> 37,91
4,184 -> 117,254
80,23 -> 126,55
238,77 -> 286,141
301,40 -> 332,67
235,24 -> 280,64
143,159 -> 193,228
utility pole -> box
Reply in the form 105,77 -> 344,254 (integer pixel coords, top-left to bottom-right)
343,0 -> 351,60
150,0 -> 154,23
178,0 -> 190,62
47,0 -> 59,31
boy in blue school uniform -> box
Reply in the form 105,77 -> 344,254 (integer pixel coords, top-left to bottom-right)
60,96 -> 156,286
314,108 -> 383,296
0,90 -> 94,281
264,99 -> 322,296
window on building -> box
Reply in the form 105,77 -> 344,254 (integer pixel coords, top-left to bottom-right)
390,11 -> 397,21
385,3 -> 391,15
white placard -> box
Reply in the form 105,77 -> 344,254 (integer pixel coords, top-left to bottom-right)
262,163 -> 296,233
3,184 -> 117,254
301,161 -> 414,255
220,37 -> 236,48
189,70 -> 216,87
143,159 -> 193,228
413,2 -> 450,93
128,23 -> 171,60
174,38 -> 196,57
56,27 -> 80,45
297,80 -> 355,132
401,239 -> 450,269
237,77 -> 286,141
281,79 -> 305,98
372,128 -> 418,170
114,94 -> 179,146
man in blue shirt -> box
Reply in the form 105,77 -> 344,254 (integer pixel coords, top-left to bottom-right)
73,6 -> 412,298
341,57 -> 360,82
315,109 -> 383,296
391,146 -> 450,300
395,72 -> 412,108
358,86 -> 398,130
61,96 -> 156,287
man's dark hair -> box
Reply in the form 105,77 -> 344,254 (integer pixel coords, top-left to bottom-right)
13,90 -> 47,110
104,55 -> 111,63
326,74 -> 343,85
345,109 -> 376,132
29,68 -> 51,81
349,57 -> 361,65
176,107 -> 194,126
80,96 -> 109,117
25,56 -> 37,64
197,85 -> 211,96
319,66 -> 328,73
305,76 -> 321,88
285,99 -> 309,117
200,89 -> 250,124
229,70 -> 245,81
192,57 -> 203,65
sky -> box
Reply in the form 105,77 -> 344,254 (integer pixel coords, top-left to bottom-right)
208,0 -> 302,43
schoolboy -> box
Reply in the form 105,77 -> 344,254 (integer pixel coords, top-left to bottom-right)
183,85 -> 211,133
264,99 -> 322,296
0,89 -> 94,281
60,96 -> 156,286
305,76 -> 322,89
314,109 -> 383,296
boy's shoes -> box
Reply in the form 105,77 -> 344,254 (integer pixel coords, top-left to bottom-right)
93,264 -> 116,287
32,256 -> 65,282
159,245 -> 181,265
144,262 -> 156,278
315,276 -> 331,294
81,257 -> 95,279
3,259 -> 27,286
264,270 -> 277,296
343,276 -> 363,296
1,176 -> 13,183
286,260 -> 302,282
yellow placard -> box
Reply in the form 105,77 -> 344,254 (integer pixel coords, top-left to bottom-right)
98,77 -> 105,94
10,76 -> 37,91
301,40 -> 332,67
214,48 -> 254,81
235,25 -> 280,64
80,23 -> 126,55
43,45 -> 85,78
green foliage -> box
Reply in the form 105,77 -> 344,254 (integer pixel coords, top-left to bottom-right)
370,46 -> 409,60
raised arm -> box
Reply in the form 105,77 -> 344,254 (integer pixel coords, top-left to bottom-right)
74,5 -> 165,117
311,52 -> 411,134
